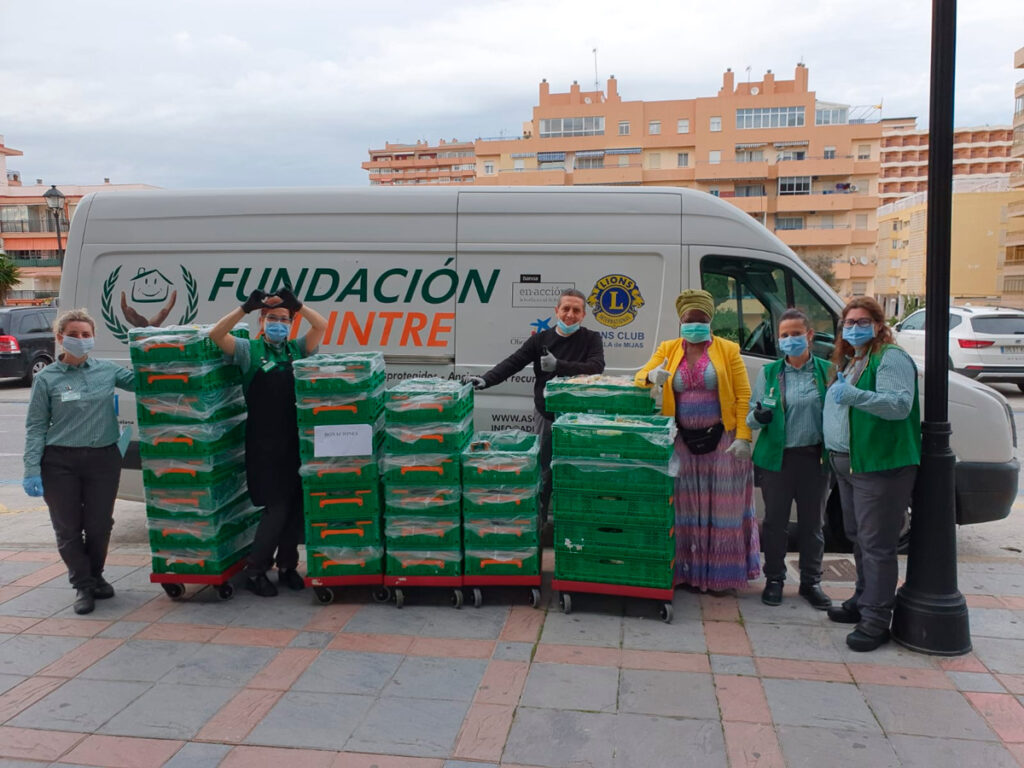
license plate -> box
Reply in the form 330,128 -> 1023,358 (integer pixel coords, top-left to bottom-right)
1000,346 -> 1024,355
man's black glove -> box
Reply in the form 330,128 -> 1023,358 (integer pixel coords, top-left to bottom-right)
753,401 -> 773,425
275,288 -> 303,314
241,290 -> 269,313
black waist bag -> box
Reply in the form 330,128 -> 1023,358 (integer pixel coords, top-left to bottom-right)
679,422 -> 725,455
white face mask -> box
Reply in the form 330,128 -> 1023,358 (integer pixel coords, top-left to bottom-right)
62,336 -> 95,358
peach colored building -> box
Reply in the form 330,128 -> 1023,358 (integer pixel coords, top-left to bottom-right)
1001,46 -> 1024,300
471,65 -> 884,299
362,139 -> 476,186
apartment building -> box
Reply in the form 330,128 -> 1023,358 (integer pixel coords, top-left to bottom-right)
1000,46 -> 1024,302
362,139 -> 476,186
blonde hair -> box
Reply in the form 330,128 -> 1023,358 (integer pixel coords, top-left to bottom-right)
54,308 -> 96,336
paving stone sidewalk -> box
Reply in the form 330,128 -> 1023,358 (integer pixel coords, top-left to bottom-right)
0,544 -> 1021,768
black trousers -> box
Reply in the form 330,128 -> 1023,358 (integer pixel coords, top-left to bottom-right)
245,481 -> 303,575
40,444 -> 121,590
533,410 -> 553,520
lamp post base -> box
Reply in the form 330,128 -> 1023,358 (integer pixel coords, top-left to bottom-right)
892,586 -> 970,656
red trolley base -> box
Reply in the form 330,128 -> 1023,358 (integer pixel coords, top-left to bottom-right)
462,574 -> 543,609
150,559 -> 246,601
305,574 -> 388,606
382,575 -> 465,609
552,578 -> 675,623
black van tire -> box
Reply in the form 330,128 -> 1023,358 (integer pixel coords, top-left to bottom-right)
822,487 -> 912,555
22,355 -> 52,386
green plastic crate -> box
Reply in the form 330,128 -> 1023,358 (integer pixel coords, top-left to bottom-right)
303,486 -> 380,522
293,353 -> 386,394
551,458 -> 675,495
148,505 -> 260,550
307,545 -> 383,577
383,485 -> 461,518
298,415 -> 385,463
129,325 -> 223,365
544,376 -> 657,415
141,444 -> 245,487
383,415 -> 473,454
384,379 -> 473,423
136,386 -> 246,426
385,549 -> 462,578
144,473 -> 248,514
300,456 -> 379,489
295,386 -> 385,427
139,413 -> 246,459
554,550 -> 674,589
134,360 -> 241,393
385,515 -> 461,548
551,413 -> 676,461
462,486 -> 538,518
464,547 -> 540,576
461,431 -> 540,486
306,516 -> 382,548
150,525 -> 257,575
463,514 -> 538,548
378,452 -> 461,485
554,519 -> 674,559
551,490 -> 675,526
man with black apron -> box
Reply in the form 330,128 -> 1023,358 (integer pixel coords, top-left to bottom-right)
210,289 -> 329,596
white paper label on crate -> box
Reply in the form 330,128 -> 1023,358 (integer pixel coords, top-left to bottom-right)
314,424 -> 373,457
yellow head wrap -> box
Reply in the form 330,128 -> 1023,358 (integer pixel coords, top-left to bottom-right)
674,289 -> 715,320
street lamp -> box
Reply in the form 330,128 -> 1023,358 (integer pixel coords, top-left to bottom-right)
42,185 -> 66,259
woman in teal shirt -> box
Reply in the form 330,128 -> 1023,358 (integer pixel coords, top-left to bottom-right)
23,309 -> 135,616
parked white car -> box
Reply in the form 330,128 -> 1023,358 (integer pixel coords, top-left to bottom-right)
895,305 -> 1024,391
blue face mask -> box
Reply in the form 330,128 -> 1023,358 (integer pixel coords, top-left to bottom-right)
556,319 -> 580,335
679,322 -> 712,344
62,336 -> 95,358
778,334 -> 808,357
264,322 -> 290,344
842,324 -> 875,348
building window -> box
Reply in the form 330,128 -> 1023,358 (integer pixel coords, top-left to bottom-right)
709,187 -> 720,197
618,121 -> 630,136
1016,96 -> 1024,116
819,214 -> 834,230
710,117 -> 722,132
736,107 -> 805,129
736,149 -> 765,163
778,176 -> 811,195
777,149 -> 806,162
677,152 -> 689,167
824,146 -> 836,159
483,162 -> 495,175
857,144 -> 871,160
538,116 -> 605,138
513,159 -> 524,171
709,150 -> 721,165
618,155 -> 629,167
576,157 -> 604,169
735,184 -> 766,197
649,120 -> 661,135
815,106 -> 849,125
648,153 -> 662,169
677,118 -> 690,134
851,281 -> 868,295
855,214 -> 869,229
775,216 -> 805,230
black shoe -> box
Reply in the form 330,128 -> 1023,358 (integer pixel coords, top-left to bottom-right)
827,603 -> 861,624
846,626 -> 891,652
278,569 -> 305,591
93,577 -> 115,600
73,588 -> 95,615
761,580 -> 783,606
245,572 -> 278,597
799,583 -> 832,611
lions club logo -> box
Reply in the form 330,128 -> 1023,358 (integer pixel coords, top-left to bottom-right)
588,274 -> 644,328
102,265 -> 199,342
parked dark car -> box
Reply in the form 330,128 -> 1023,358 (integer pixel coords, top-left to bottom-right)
0,306 -> 57,385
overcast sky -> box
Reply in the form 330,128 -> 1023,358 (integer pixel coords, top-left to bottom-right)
2,0 -> 1022,189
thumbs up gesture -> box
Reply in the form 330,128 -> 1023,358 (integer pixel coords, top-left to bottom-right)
648,360 -> 671,386
831,371 -> 850,404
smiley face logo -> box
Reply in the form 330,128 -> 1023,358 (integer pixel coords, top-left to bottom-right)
130,268 -> 173,303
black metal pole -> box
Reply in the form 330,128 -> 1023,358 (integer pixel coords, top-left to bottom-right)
53,209 -> 63,258
891,0 -> 970,655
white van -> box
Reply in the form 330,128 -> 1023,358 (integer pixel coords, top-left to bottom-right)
59,186 -> 1018,547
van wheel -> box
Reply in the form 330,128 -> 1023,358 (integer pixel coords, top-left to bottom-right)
22,355 -> 52,386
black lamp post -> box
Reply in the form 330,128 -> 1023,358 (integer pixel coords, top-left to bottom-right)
42,185 -> 66,259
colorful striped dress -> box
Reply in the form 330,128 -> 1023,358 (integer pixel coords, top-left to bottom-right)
672,347 -> 761,591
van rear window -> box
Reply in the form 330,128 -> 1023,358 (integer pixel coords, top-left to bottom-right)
971,316 -> 1024,334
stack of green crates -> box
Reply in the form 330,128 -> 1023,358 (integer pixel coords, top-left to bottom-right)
131,324 -> 259,576
294,353 -> 386,581
461,430 -> 542,579
549,411 -> 677,590
543,374 -> 656,415
381,379 -> 472,579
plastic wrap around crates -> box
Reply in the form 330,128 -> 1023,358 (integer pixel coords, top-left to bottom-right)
136,386 -> 246,426
293,352 -> 385,394
139,413 -> 246,459
141,444 -> 246,487
150,524 -> 257,575
383,485 -> 461,518
307,545 -> 383,578
384,378 -> 473,423
464,547 -> 540,577
385,549 -> 462,578
463,515 -> 538,548
378,452 -> 461,485
555,519 -> 675,560
551,456 -> 678,495
544,375 -> 656,415
145,474 -> 247,515
551,413 -> 676,461
295,385 -> 385,427
298,414 -> 384,463
148,500 -> 260,550
306,517 -> 382,548
383,414 -> 473,454
461,430 -> 539,486
300,456 -> 379,490
554,550 -> 674,589
551,490 -> 675,526
385,515 -> 462,549
303,486 -> 380,522
128,323 -> 246,365
462,485 -> 538,518
134,359 -> 241,394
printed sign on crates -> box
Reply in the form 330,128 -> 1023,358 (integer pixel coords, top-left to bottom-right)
314,424 -> 374,457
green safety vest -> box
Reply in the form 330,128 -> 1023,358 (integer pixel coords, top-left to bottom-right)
240,337 -> 304,394
848,344 -> 921,473
752,355 -> 831,472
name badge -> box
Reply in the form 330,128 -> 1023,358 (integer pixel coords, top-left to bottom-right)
61,391 -> 82,402
260,360 -> 277,373
762,394 -> 777,409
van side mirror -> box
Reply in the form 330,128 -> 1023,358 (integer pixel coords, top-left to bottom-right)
894,323 -> 903,332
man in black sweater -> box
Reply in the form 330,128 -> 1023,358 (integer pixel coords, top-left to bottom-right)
468,289 -> 605,521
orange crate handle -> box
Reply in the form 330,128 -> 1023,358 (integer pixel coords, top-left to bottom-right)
152,436 -> 194,446
156,468 -> 198,477
317,527 -> 365,538
319,497 -> 364,508
398,402 -> 443,412
397,527 -> 446,537
481,558 -> 522,568
315,553 -> 367,567
147,374 -> 190,384
400,558 -> 445,567
311,404 -> 358,415
160,526 -> 207,536
476,464 -> 522,474
400,466 -> 443,476
310,372 -> 356,382
156,496 -> 201,506
316,467 -> 362,477
145,342 -> 186,351
481,526 -> 523,536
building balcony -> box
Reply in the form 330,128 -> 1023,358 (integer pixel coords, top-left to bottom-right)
1007,230 -> 1024,248
694,160 -> 772,181
726,196 -> 770,214
1011,171 -> 1024,188
10,258 -> 62,267
773,226 -> 854,246
0,219 -> 61,234
775,193 -> 876,212
833,262 -> 877,280
640,168 -> 694,184
1008,199 -> 1024,219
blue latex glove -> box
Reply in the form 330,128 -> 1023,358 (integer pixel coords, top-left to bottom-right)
831,371 -> 860,406
22,476 -> 43,497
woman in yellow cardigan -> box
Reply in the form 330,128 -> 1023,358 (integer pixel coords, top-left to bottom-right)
635,289 -> 761,592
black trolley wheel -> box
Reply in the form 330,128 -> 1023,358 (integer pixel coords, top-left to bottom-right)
162,583 -> 185,600
529,588 -> 541,609
559,592 -> 572,615
217,583 -> 234,600
451,588 -> 464,609
660,602 -> 673,624
372,586 -> 391,603
394,588 -> 405,609
314,587 -> 335,605
472,588 -> 483,608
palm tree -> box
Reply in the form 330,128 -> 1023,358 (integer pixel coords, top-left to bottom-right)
0,253 -> 21,306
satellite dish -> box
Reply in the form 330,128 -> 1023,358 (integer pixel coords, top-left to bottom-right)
584,97 -> 592,104
751,86 -> 760,95
860,255 -> 869,265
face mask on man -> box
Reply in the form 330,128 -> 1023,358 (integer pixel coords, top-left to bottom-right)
557,319 -> 580,335
264,322 -> 290,344
679,322 -> 712,344
779,334 -> 808,357
842,324 -> 875,348
62,336 -> 95,358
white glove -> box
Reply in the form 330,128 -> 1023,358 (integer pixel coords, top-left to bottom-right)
467,376 -> 487,390
725,439 -> 752,462
540,350 -> 558,373
648,361 -> 670,386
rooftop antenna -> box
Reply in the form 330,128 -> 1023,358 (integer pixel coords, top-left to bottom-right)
593,48 -> 600,94
745,65 -> 751,83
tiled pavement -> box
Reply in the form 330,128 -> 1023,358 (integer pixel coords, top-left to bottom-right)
0,549 -> 1022,767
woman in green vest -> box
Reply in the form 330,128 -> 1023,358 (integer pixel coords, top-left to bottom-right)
823,297 -> 920,652
747,308 -> 833,611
